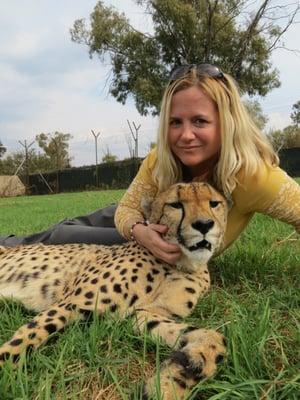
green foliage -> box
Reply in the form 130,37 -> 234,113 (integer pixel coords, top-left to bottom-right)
149,141 -> 156,151
0,132 -> 73,175
291,100 -> 300,126
268,126 -> 300,150
36,131 -> 73,170
268,100 -> 300,150
244,99 -> 268,130
0,151 -> 24,175
102,146 -> 118,163
0,150 -> 53,176
102,153 -> 118,163
69,0 -> 300,115
0,141 -> 6,159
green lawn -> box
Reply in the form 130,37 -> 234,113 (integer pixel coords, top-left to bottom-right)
0,189 -> 125,236
0,187 -> 299,399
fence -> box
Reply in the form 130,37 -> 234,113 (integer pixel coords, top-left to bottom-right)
278,148 -> 300,177
28,158 -> 142,194
26,148 -> 299,194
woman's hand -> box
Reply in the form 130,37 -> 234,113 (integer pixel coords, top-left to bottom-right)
132,223 -> 182,265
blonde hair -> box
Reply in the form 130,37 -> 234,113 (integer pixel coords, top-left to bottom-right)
153,69 -> 279,197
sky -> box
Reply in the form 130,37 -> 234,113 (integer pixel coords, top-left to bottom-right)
0,0 -> 300,167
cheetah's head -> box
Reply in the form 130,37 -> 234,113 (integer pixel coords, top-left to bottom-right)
142,182 -> 228,270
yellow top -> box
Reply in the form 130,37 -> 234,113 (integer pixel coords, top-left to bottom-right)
114,149 -> 300,253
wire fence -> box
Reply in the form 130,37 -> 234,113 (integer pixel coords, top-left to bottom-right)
24,148 -> 300,195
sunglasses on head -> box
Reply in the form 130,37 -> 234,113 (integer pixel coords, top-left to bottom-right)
169,63 -> 224,82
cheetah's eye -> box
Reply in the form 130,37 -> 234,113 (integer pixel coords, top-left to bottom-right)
209,200 -> 221,208
168,202 -> 183,209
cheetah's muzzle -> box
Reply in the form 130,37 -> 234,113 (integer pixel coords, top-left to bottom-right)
188,239 -> 212,252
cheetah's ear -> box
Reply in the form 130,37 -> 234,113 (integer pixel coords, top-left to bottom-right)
141,191 -> 170,224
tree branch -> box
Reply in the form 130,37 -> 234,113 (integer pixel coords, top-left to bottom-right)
232,0 -> 271,76
267,3 -> 300,52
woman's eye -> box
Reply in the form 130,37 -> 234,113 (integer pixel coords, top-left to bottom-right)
169,119 -> 181,127
210,200 -> 221,208
193,118 -> 207,126
168,202 -> 183,209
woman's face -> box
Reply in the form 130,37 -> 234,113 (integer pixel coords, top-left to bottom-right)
168,85 -> 221,177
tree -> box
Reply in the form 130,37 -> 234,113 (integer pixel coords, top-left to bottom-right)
36,132 -> 72,170
102,146 -> 118,163
290,100 -> 300,126
149,141 -> 156,151
268,125 -> 300,151
0,151 -> 24,175
0,141 -> 6,159
70,0 -> 299,115
244,99 -> 268,131
268,100 -> 300,150
0,150 -> 53,175
30,151 -> 55,173
283,125 -> 300,148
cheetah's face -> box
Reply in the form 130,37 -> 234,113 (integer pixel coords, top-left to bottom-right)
144,182 -> 228,266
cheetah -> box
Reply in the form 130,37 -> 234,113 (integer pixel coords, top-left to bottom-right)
0,182 -> 227,399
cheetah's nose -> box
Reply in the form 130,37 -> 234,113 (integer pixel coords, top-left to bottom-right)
192,219 -> 214,234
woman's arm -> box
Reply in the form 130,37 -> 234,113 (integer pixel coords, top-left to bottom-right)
114,151 -> 158,239
114,151 -> 182,263
262,172 -> 300,233
234,165 -> 300,233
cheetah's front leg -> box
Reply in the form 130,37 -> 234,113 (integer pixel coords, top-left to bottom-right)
134,307 -> 226,399
0,301 -> 78,365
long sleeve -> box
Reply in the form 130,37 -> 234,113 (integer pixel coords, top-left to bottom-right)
218,165 -> 299,252
258,171 -> 300,233
114,150 -> 159,239
233,165 -> 300,233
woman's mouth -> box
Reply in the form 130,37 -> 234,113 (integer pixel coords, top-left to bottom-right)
179,145 -> 204,150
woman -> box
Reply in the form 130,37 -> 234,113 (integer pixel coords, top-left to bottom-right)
1,64 -> 299,258
114,64 -> 300,264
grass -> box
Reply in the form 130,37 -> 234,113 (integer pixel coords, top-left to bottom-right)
0,185 -> 299,399
0,190 -> 125,236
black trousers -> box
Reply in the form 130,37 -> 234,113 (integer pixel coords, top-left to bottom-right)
0,205 -> 127,247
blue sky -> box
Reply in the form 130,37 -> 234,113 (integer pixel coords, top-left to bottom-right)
1,1 -> 299,166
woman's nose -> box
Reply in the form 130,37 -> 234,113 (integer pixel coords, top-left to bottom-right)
181,123 -> 195,139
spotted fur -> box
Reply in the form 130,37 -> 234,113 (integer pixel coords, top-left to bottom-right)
0,182 -> 227,399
